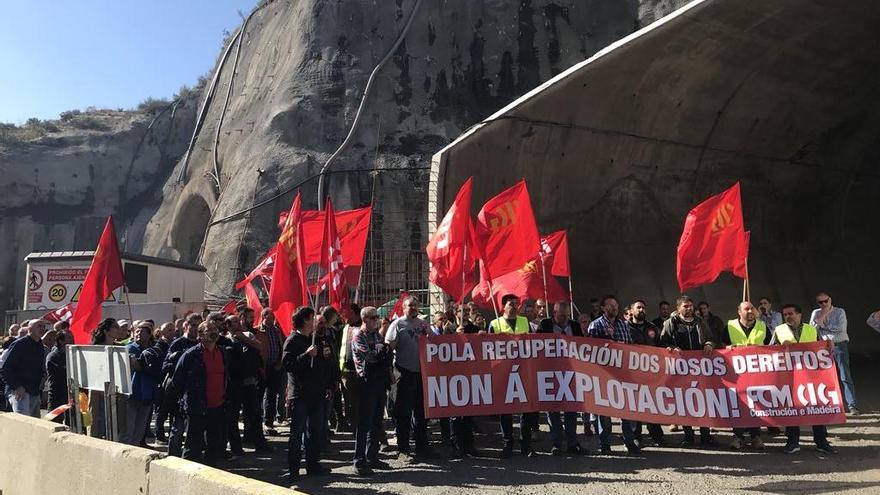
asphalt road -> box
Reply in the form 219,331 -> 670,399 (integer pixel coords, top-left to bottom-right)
146,362 -> 880,495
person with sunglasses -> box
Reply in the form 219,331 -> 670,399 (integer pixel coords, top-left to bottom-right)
810,292 -> 858,415
351,307 -> 393,476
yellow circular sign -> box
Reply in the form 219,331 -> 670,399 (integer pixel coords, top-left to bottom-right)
48,284 -> 67,303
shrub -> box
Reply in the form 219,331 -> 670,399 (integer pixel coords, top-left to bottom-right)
137,97 -> 170,113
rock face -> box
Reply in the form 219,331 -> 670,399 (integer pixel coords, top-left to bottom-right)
1,0 -> 691,315
0,102 -> 197,317
143,0 -> 678,304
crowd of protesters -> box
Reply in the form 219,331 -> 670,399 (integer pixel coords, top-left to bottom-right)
0,290 -> 876,486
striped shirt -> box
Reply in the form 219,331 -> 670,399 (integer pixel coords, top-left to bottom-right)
587,314 -> 633,344
263,322 -> 284,366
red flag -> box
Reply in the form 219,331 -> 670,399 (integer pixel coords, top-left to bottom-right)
676,182 -> 748,292
541,230 -> 570,277
321,199 -> 349,312
235,245 -> 276,291
298,206 -> 372,269
387,291 -> 410,321
43,303 -> 75,324
269,192 -> 309,335
476,180 -> 541,280
69,217 -> 125,344
426,178 -> 479,302
471,257 -> 569,309
221,300 -> 238,314
242,282 -> 264,327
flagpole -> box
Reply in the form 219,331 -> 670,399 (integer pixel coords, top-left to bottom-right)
486,278 -> 500,321
123,284 -> 134,323
539,253 -> 549,311
460,244 -> 468,307
568,276 -> 575,318
354,268 -> 363,305
742,257 -> 750,302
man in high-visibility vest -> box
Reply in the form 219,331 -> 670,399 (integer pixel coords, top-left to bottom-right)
489,294 -> 537,457
774,303 -> 837,454
724,301 -> 766,451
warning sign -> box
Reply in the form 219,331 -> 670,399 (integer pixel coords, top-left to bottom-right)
26,263 -> 121,310
48,284 -> 67,302
28,270 -> 43,291
47,268 -> 89,281
70,283 -> 116,303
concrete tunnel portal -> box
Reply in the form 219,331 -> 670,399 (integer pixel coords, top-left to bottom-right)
429,0 -> 880,354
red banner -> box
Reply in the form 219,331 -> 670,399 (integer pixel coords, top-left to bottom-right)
419,334 -> 846,428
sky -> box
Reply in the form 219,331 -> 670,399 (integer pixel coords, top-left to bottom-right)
0,1 -> 257,124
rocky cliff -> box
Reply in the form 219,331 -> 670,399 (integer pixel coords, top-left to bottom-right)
1,0 -> 689,315
0,100 -> 198,317
142,0 -> 687,304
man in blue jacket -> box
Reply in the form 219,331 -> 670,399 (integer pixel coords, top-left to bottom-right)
0,319 -> 50,417
173,320 -> 228,466
122,322 -> 162,445
162,313 -> 202,454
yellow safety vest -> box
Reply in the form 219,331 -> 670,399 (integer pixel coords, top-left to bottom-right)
726,319 -> 767,346
773,323 -> 818,344
490,316 -> 530,334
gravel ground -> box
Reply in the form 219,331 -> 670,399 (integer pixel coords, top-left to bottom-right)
148,364 -> 880,495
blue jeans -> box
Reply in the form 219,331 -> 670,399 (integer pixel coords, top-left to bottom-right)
288,395 -> 326,471
598,415 -> 637,448
6,392 -> 40,418
122,398 -> 153,445
833,341 -> 857,409
547,411 -> 579,449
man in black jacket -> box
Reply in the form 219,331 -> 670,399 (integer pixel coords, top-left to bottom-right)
660,295 -> 720,447
627,300 -> 665,446
225,310 -> 271,454
45,327 -> 72,424
539,302 -> 589,456
0,319 -> 50,417
351,306 -> 393,476
163,313 -> 202,454
283,306 -> 333,484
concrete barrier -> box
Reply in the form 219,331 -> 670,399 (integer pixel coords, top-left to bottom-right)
0,413 -> 299,495
0,413 -> 66,495
149,457 -> 293,495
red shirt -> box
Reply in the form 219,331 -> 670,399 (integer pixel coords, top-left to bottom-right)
202,344 -> 225,408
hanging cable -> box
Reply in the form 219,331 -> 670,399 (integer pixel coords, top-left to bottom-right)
315,0 -> 425,209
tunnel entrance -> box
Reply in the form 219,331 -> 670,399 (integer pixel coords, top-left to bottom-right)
170,194 -> 211,264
